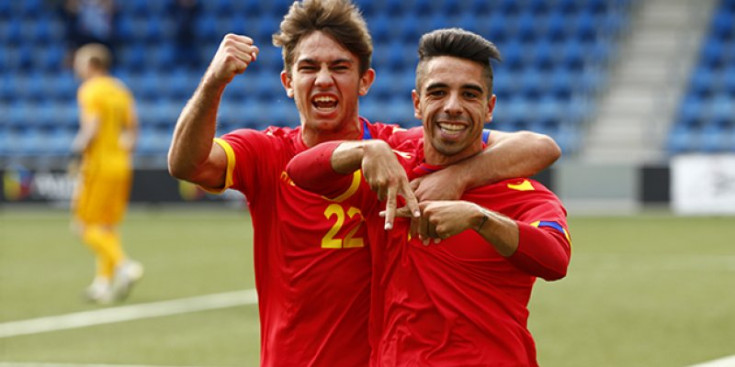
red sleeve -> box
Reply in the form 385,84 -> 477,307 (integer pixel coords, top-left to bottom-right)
286,141 -> 356,198
501,180 -> 571,281
507,221 -> 571,281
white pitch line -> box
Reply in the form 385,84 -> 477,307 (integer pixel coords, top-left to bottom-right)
0,289 -> 257,339
690,355 -> 735,367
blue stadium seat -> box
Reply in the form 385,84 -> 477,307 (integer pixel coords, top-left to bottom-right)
561,40 -> 585,71
195,13 -> 219,42
34,44 -> 65,72
120,0 -> 150,17
558,0 -> 581,14
0,74 -> 16,103
545,10 -> 569,42
0,128 -> 9,158
574,13 -> 598,43
136,127 -> 171,156
670,1 -> 735,153
531,39 -> 555,71
700,123 -> 728,152
0,1 -> 11,19
263,0 -> 292,17
8,102 -> 32,129
549,68 -> 574,101
709,95 -> 735,128
500,41 -> 524,71
16,129 -> 46,157
17,73 -> 45,102
470,0 -> 492,15
370,14 -> 391,44
46,127 -> 75,156
17,0 -> 43,18
529,0 -> 551,15
517,12 -> 540,43
700,38 -> 724,69
724,67 -> 735,97
118,43 -> 147,72
498,0 -> 521,15
439,0 -> 462,16
0,0 -> 629,162
146,43 -> 176,71
520,68 -> 544,101
165,70 -> 198,100
711,11 -> 734,40
677,97 -> 706,129
383,0 -> 408,15
200,0 -> 233,16
355,0 -> 376,17
410,0 -> 433,16
397,14 -> 422,43
536,96 -> 564,126
56,104 -> 79,128
554,123 -> 581,154
725,0 -> 735,12
28,16 -> 65,45
0,18 -> 22,45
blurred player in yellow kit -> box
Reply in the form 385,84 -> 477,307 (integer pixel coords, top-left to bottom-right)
70,43 -> 143,304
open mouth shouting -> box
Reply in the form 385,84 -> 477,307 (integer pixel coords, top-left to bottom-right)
311,94 -> 339,114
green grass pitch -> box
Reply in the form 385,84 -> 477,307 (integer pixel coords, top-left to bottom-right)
1,207 -> 733,366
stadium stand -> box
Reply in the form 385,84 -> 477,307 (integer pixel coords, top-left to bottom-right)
0,0 -> 632,169
669,0 -> 735,153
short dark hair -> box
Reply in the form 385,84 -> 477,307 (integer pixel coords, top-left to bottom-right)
416,28 -> 501,95
272,0 -> 373,76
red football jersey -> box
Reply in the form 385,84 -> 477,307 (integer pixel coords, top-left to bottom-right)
216,118 -> 416,367
371,178 -> 570,367
286,139 -> 571,367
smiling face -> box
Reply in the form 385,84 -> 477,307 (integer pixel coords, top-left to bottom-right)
281,31 -> 375,147
413,55 -> 495,165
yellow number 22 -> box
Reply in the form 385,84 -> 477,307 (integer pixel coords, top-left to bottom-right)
322,204 -> 365,249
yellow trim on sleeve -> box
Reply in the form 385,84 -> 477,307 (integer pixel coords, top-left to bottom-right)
325,170 -> 362,203
200,138 -> 236,194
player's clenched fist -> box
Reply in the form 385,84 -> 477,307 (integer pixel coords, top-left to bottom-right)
205,34 -> 259,87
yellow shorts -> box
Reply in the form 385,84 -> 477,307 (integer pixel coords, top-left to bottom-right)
73,164 -> 132,226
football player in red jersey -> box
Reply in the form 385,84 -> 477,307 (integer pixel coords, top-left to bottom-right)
168,0 -> 561,365
287,28 -> 571,366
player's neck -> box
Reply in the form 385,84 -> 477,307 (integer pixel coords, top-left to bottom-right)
423,140 -> 484,166
84,69 -> 107,81
301,118 -> 362,148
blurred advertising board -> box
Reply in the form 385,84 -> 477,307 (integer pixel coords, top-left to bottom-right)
0,167 -> 244,205
671,154 -> 735,215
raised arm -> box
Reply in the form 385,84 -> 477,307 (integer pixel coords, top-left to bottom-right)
412,130 -> 561,201
168,34 -> 259,190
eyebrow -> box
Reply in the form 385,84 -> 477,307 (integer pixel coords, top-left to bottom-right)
297,58 -> 354,65
425,82 -> 484,94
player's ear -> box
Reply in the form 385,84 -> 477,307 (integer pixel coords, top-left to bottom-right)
412,89 -> 422,119
358,68 -> 376,96
485,94 -> 496,123
281,71 -> 294,98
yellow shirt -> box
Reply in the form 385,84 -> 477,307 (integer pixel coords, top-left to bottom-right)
77,76 -> 135,173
